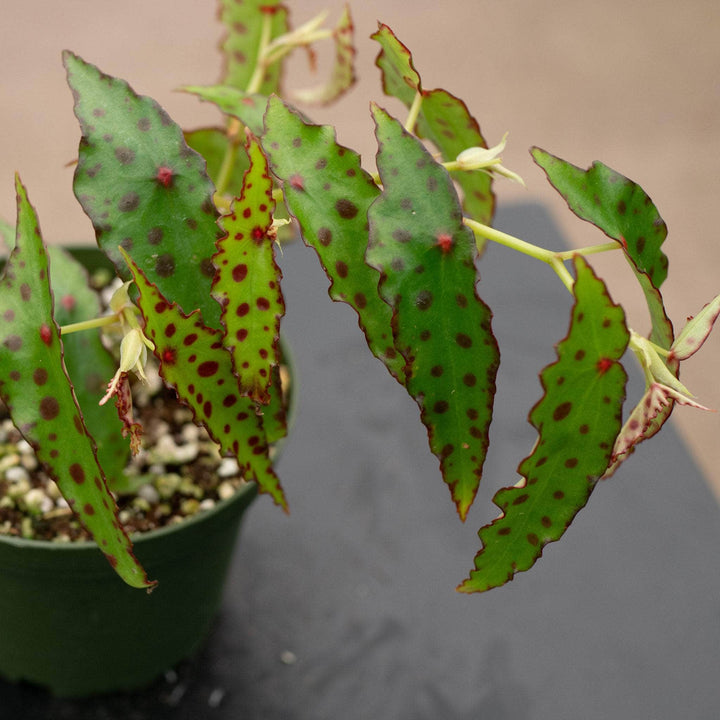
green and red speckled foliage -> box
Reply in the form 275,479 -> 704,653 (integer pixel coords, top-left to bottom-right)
122,249 -> 286,509
65,50 -> 225,330
1,2 -> 719,595
219,0 -> 288,95
213,134 -> 284,405
262,96 -> 406,383
367,104 -> 499,520
371,24 -> 495,233
459,256 -> 630,593
0,178 -> 153,590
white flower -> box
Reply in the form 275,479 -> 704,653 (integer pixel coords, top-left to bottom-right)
453,133 -> 526,186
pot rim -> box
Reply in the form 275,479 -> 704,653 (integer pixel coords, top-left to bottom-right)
0,479 -> 259,552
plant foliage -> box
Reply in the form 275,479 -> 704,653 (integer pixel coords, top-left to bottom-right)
1,1 -> 718,595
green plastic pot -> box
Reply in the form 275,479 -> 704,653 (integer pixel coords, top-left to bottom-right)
0,479 -> 258,696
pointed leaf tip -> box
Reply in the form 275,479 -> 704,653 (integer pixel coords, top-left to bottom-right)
459,257 -> 629,592
367,106 -> 499,519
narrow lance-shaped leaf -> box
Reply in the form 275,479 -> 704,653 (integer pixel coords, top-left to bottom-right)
219,0 -> 288,94
0,177 -> 153,589
293,6 -> 356,106
262,96 -> 405,383
458,256 -> 629,593
123,250 -> 286,509
49,246 -> 129,487
531,148 -> 677,476
65,51 -> 224,329
367,105 -> 500,520
372,24 -> 495,230
213,133 -> 284,404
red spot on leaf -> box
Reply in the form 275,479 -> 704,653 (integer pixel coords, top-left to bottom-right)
198,360 -> 219,377
39,323 -> 52,346
232,264 -> 248,282
61,294 -> 76,311
596,357 -> 613,375
252,226 -> 265,241
436,233 -> 453,254
162,347 -> 177,365
69,463 -> 86,484
289,174 -> 305,191
156,166 -> 174,188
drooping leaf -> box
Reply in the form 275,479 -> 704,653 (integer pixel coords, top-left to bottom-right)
123,250 -> 286,509
185,127 -> 250,199
293,6 -> 356,106
182,86 -> 269,136
531,148 -> 677,472
213,134 -> 284,403
262,96 -> 405,383
531,148 -> 669,288
458,256 -> 629,593
49,246 -> 129,486
367,104 -> 500,520
0,177 -> 153,589
371,24 -> 495,230
531,148 -> 673,344
219,0 -> 288,94
65,51 -> 224,329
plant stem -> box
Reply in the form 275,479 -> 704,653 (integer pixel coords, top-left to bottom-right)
216,13 -> 275,198
464,218 -> 555,263
404,91 -> 423,134
60,315 -> 117,336
555,240 -> 619,261
245,12 -> 275,95
214,128 -> 241,198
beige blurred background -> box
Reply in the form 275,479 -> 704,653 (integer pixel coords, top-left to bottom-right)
2,1 -> 719,498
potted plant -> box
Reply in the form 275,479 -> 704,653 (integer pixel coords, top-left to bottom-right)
1,0 -> 718,698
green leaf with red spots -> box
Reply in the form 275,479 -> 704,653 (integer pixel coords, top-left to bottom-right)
262,96 -> 405,383
371,24 -> 495,229
185,127 -> 250,199
64,51 -> 224,330
49,246 -> 129,487
213,134 -> 284,404
531,148 -> 677,467
366,105 -> 500,520
293,6 -> 356,106
219,0 -> 288,94
458,256 -> 629,593
531,148 -> 669,288
531,148 -> 673,347
122,250 -> 286,509
183,87 -> 269,136
0,177 -> 153,589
